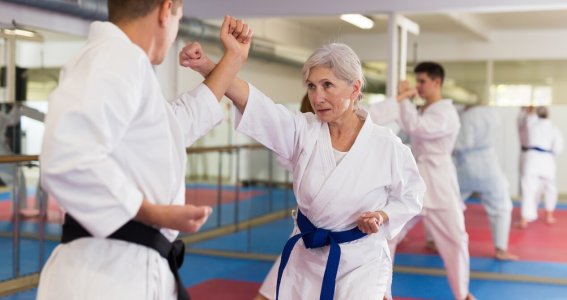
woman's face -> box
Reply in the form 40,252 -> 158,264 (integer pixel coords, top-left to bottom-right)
306,67 -> 360,123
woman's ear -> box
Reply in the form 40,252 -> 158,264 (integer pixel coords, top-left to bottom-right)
351,79 -> 362,100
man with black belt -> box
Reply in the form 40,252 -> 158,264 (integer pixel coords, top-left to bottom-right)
519,106 -> 564,228
37,0 -> 252,299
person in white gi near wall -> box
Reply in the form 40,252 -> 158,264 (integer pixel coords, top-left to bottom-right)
519,106 -> 564,228
37,0 -> 253,298
182,42 -> 425,299
453,104 -> 518,260
369,62 -> 475,300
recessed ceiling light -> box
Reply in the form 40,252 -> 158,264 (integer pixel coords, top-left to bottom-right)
340,14 -> 374,29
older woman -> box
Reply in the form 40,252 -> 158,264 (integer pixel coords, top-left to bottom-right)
181,42 -> 425,300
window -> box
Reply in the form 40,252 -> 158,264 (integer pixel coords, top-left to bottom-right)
489,84 -> 552,106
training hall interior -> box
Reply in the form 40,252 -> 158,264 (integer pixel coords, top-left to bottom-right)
1,0 -> 567,299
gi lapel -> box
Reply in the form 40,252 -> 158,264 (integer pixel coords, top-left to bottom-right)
307,113 -> 374,225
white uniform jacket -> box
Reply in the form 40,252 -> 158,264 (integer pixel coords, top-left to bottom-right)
398,99 -> 461,210
38,22 -> 223,299
454,106 -> 509,198
235,84 -> 425,299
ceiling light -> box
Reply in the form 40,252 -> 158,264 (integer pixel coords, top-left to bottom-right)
0,23 -> 44,42
340,14 -> 374,29
4,28 -> 36,38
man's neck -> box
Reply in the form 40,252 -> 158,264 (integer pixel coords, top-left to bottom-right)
116,17 -> 158,61
423,94 -> 443,110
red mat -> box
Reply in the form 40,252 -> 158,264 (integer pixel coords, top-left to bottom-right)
0,196 -> 64,223
187,279 -> 261,300
186,279 -> 420,300
396,203 -> 567,262
186,189 -> 265,206
0,188 -> 265,223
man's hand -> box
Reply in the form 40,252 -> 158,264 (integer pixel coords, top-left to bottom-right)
135,200 -> 213,233
220,15 -> 253,65
396,80 -> 417,102
179,42 -> 215,77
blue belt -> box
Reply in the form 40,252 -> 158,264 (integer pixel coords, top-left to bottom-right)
276,210 -> 366,300
522,146 -> 553,153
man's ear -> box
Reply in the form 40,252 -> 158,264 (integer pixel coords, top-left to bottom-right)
158,0 -> 173,27
434,77 -> 443,89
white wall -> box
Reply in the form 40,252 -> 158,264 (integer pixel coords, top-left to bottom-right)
539,106 -> 566,196
16,41 -> 85,68
340,29 -> 567,63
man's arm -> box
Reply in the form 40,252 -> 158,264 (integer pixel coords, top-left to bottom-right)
135,200 -> 211,233
179,16 -> 251,112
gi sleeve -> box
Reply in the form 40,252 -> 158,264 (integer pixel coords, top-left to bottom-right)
399,99 -> 455,140
367,98 -> 400,125
233,83 -> 304,165
381,143 -> 425,240
40,61 -> 145,238
169,83 -> 224,147
454,118 -> 475,152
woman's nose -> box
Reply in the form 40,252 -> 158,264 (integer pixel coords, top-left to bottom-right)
312,90 -> 325,103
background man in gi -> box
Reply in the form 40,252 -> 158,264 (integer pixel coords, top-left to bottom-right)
382,62 -> 475,300
519,106 -> 564,228
37,0 -> 252,299
454,104 -> 518,260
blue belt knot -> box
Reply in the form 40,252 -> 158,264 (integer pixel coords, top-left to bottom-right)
276,210 -> 366,300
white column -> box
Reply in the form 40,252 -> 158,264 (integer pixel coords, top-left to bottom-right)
386,13 -> 420,98
6,37 -> 16,102
387,12 -> 399,98
485,60 -> 494,104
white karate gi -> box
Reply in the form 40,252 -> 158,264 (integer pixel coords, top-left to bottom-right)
454,106 -> 513,251
37,22 -> 224,300
520,114 -> 564,221
371,98 -> 470,300
236,85 -> 424,300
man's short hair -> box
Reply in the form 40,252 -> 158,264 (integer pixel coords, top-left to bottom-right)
536,106 -> 549,119
414,61 -> 445,84
108,0 -> 182,23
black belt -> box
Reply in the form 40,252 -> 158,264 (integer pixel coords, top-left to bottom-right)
61,214 -> 190,300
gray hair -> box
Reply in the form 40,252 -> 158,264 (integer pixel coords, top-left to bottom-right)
301,43 -> 366,101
